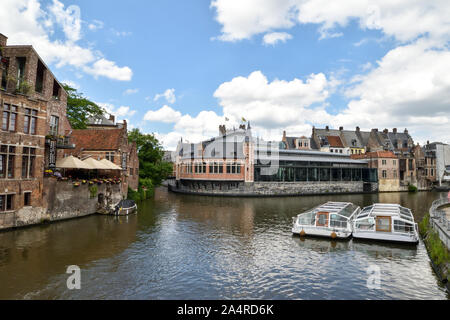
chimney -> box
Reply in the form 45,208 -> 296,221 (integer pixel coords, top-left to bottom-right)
109,114 -> 115,124
427,140 -> 430,145
383,128 -> 388,134
283,131 -> 286,140
219,125 -> 226,136
372,128 -> 378,132
325,126 -> 329,131
404,128 -> 409,134
356,126 -> 360,132
393,128 -> 397,134
123,119 -> 127,131
0,34 -> 7,48
339,126 -> 344,131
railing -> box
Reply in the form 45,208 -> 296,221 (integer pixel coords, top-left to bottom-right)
430,198 -> 450,231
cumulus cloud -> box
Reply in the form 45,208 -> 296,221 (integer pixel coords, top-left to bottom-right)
0,0 -> 132,81
154,89 -> 176,104
97,103 -> 136,119
83,59 -> 133,81
263,32 -> 293,45
144,105 -> 182,123
211,0 -> 450,43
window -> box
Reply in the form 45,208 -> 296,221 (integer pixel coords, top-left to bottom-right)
226,163 -> 242,174
130,168 -> 133,176
382,159 -> 387,165
52,79 -> 60,99
22,147 -> 36,178
35,60 -> 45,93
24,192 -> 31,206
408,159 -> 413,171
2,104 -> 17,132
106,152 -> 115,162
122,153 -> 127,170
0,145 -> 15,178
24,108 -> 38,134
0,194 -> 14,212
382,170 -> 387,179
50,115 -> 59,136
16,57 -> 26,89
393,160 -> 397,165
431,169 -> 434,177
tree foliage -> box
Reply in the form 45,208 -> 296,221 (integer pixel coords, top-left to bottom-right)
128,128 -> 173,197
63,84 -> 105,129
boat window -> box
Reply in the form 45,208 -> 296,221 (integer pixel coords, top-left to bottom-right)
330,214 -> 347,228
394,220 -> 414,233
355,218 -> 374,231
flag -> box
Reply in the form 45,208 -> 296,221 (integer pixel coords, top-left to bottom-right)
241,117 -> 246,122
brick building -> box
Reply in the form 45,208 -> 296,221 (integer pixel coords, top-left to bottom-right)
0,33 -> 72,222
352,151 -> 400,192
367,128 -> 416,187
66,120 -> 139,193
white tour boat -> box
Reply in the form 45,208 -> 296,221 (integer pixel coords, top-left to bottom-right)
292,202 -> 360,239
352,203 -> 419,244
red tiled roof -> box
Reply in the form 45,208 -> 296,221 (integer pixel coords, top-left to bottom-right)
327,136 -> 344,148
70,128 -> 125,154
351,151 -> 397,159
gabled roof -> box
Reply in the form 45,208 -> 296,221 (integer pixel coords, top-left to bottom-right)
326,136 -> 344,148
70,128 -> 125,154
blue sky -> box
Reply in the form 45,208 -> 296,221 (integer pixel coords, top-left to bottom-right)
2,0 -> 450,149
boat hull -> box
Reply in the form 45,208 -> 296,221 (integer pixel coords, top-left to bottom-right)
292,225 -> 352,239
352,230 -> 419,244
116,205 -> 137,216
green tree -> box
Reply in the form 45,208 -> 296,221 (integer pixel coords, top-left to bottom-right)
128,128 -> 173,199
62,84 -> 105,129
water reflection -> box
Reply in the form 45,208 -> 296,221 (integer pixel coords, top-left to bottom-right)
0,188 -> 447,300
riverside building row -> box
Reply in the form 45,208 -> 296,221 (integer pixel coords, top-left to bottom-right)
170,124 -> 378,196
0,33 -> 138,230
170,123 -> 449,196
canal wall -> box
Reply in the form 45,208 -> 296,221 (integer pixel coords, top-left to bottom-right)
169,180 -> 378,197
0,177 -> 123,231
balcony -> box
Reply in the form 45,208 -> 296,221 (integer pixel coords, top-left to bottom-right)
45,134 -> 75,149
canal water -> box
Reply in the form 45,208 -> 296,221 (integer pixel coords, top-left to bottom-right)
0,189 -> 448,300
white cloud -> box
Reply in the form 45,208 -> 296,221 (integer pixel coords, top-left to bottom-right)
88,20 -> 104,31
124,88 -> 139,95
214,70 -> 332,128
211,0 -> 450,43
263,32 -> 292,45
0,0 -> 132,81
61,80 -> 80,90
97,103 -> 136,119
83,58 -> 133,81
154,89 -> 176,104
115,106 -> 136,117
144,105 -> 182,123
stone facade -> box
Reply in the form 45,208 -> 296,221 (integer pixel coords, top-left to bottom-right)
0,177 -> 122,230
170,180 -> 378,196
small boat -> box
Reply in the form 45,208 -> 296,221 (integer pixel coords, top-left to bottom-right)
114,199 -> 137,216
352,203 -> 419,244
292,202 -> 360,239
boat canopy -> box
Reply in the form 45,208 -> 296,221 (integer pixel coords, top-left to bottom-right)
296,202 -> 359,226
355,203 -> 414,222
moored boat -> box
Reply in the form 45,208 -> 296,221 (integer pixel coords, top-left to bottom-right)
114,199 -> 137,216
352,203 -> 419,244
292,202 -> 360,239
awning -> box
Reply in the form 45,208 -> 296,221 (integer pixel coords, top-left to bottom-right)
99,158 -> 123,170
83,157 -> 111,170
56,156 -> 92,169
